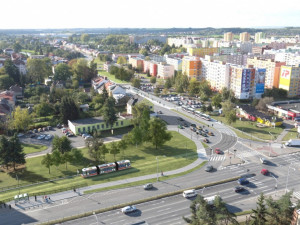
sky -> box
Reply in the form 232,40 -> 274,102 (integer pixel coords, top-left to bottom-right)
1,0 -> 300,29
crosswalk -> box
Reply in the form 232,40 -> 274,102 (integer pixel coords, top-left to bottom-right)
278,152 -> 300,164
293,191 -> 300,199
209,149 -> 261,162
209,155 -> 226,161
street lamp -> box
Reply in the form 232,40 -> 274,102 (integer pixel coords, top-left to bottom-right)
268,132 -> 274,157
16,174 -> 20,195
234,149 -> 237,158
156,155 -> 166,181
229,156 -> 232,165
271,174 -> 278,195
93,212 -> 99,225
285,163 -> 296,193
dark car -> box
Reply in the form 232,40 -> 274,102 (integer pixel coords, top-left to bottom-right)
30,134 -> 36,138
190,124 -> 196,128
234,186 -> 245,193
177,117 -> 184,121
183,123 -> 188,127
238,178 -> 249,185
203,138 -> 209,143
205,165 -> 213,172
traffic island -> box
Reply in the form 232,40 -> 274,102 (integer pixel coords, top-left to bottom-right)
221,151 -> 244,167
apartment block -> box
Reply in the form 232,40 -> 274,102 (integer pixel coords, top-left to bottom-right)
247,57 -> 286,88
182,56 -> 202,80
254,32 -> 266,43
165,56 -> 182,71
128,57 -> 144,70
279,65 -> 300,97
143,61 -> 157,76
157,63 -> 175,79
239,32 -> 250,42
187,47 -> 219,57
224,32 -> 234,42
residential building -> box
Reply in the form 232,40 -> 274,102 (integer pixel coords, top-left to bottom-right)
254,32 -> 266,43
13,59 -> 27,75
112,53 -> 128,62
128,57 -> 144,70
224,32 -> 234,42
157,63 -> 175,79
3,48 -> 14,55
219,47 -> 238,55
182,56 -> 202,80
143,61 -> 157,76
247,57 -> 286,88
187,47 -> 219,57
205,54 -> 248,66
0,91 -> 16,108
278,65 -> 300,97
167,37 -> 193,47
103,61 -> 112,72
127,95 -> 143,115
237,42 -> 253,54
252,45 -> 272,55
239,32 -> 250,42
269,42 -> 286,50
9,85 -> 23,98
30,55 -> 45,59
165,55 -> 182,71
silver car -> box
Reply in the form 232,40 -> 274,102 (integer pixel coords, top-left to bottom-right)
121,205 -> 137,213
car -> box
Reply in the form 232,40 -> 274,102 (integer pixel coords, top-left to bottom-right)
215,148 -> 222,154
143,183 -> 153,190
37,135 -> 45,140
157,111 -> 163,114
45,134 -> 53,140
67,133 -> 74,137
190,124 -> 196,128
261,169 -> 269,175
208,132 -> 214,136
17,133 -> 24,138
43,127 -> 48,131
238,178 -> 249,185
82,133 -> 89,138
38,128 -> 42,132
203,129 -> 209,133
178,125 -> 183,129
57,124 -> 62,128
205,165 -> 213,172
183,123 -> 188,127
85,135 -> 93,140
121,205 -> 137,213
30,134 -> 36,138
177,117 -> 184,121
234,186 -> 245,193
47,126 -> 52,130
202,133 -> 208,137
203,138 -> 209,143
33,129 -> 38,133
260,158 -> 267,164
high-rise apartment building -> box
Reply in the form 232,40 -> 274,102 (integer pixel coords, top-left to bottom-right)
157,63 -> 175,79
254,32 -> 266,43
224,32 -> 234,42
239,32 -> 251,42
182,56 -> 202,80
187,47 -> 219,57
247,57 -> 286,88
279,65 -> 300,97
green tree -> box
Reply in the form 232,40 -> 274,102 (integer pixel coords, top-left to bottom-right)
251,193 -> 267,225
34,102 -> 54,117
27,58 -> 52,83
188,78 -> 200,96
118,139 -> 128,159
198,80 -> 212,99
60,96 -> 80,125
41,153 -> 53,174
110,142 -> 120,161
0,74 -> 14,90
86,135 -> 103,164
117,56 -> 127,65
54,63 -> 72,81
10,106 -> 33,132
132,78 -> 141,88
164,77 -> 172,89
150,76 -> 156,84
225,110 -> 237,125
214,195 -> 239,225
52,135 -> 72,154
175,72 -> 189,93
51,150 -> 62,168
102,97 -> 117,132
212,94 -> 222,108
207,104 -> 213,112
99,144 -> 109,162
4,59 -> 20,83
80,33 -> 90,42
0,136 -> 11,170
70,148 -> 84,165
13,42 -> 22,53
154,86 -> 160,96
75,92 -> 89,104
61,151 -> 73,170
9,134 -> 25,170
148,118 -> 172,149
139,48 -> 148,56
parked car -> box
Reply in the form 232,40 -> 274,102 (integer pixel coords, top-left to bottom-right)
143,183 -> 153,190
215,148 -> 222,154
177,117 -> 184,121
234,186 -> 245,193
157,111 -> 163,114
45,134 -> 53,140
38,128 -> 42,132
205,165 -> 213,172
67,133 -> 74,137
208,132 -> 214,136
82,133 -> 89,138
178,125 -> 183,129
57,124 -> 62,129
37,135 -> 45,140
203,138 -> 209,143
47,126 -> 52,130
17,133 -> 24,138
85,135 -> 93,140
30,134 -> 36,138
43,127 -> 47,131
33,129 -> 38,133
238,178 -> 249,185
121,205 -> 137,213
183,123 -> 188,127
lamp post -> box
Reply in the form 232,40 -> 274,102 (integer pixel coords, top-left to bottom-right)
16,174 -> 20,195
229,156 -> 232,165
285,163 -> 296,193
234,149 -> 237,158
156,156 -> 166,181
268,132 -> 274,157
93,212 -> 99,225
271,174 -> 278,195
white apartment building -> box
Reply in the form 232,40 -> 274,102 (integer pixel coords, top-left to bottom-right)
167,37 -> 193,47
157,63 -> 175,79
237,42 -> 253,54
165,56 -> 182,71
274,52 -> 300,66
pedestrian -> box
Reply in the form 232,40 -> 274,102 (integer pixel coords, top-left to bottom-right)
161,171 -> 164,176
48,196 -> 51,201
73,188 -> 76,192
35,195 -> 37,201
9,205 -> 11,209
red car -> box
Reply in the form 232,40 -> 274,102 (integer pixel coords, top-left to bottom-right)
215,148 -> 222,154
261,169 -> 269,175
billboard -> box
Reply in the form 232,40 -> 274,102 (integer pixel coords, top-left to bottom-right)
279,66 -> 291,88
241,69 -> 251,93
256,68 -> 266,94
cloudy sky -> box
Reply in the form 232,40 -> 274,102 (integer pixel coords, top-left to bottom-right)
1,0 -> 300,29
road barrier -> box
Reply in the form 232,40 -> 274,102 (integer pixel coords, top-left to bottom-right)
39,176 -> 242,225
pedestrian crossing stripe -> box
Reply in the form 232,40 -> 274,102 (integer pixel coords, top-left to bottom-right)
209,155 -> 226,161
294,192 -> 300,200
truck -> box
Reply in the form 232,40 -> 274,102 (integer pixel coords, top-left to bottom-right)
204,195 -> 220,205
285,139 -> 300,147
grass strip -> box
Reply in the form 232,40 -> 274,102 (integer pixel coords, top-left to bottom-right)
40,175 -> 241,225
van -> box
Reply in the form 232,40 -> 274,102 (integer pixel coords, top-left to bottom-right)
204,195 -> 219,205
260,158 -> 267,164
183,189 -> 197,198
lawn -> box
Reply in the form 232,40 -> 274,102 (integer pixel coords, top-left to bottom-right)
22,143 -> 48,154
282,128 -> 299,141
0,131 -> 197,201
98,70 -> 129,84
212,116 -> 284,141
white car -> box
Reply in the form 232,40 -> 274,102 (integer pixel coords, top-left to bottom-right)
84,135 -> 93,140
121,205 -> 137,213
37,135 -> 45,140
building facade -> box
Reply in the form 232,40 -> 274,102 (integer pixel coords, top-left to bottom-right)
278,65 -> 300,97
254,32 -> 266,43
157,63 -> 175,79
187,47 -> 219,57
165,56 -> 182,71
182,56 -> 202,80
239,32 -> 250,42
143,61 -> 158,76
224,32 -> 234,42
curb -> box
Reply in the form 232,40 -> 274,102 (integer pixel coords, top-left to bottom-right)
38,176 -> 241,225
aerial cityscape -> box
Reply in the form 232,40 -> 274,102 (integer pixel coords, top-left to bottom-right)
1,1 -> 300,225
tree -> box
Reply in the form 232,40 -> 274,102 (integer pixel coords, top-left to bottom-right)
198,80 -> 212,99
0,136 -> 11,170
80,33 -> 90,42
150,76 -> 156,84
164,77 -> 172,89
148,118 -> 172,149
41,153 -> 53,174
72,58 -> 96,82
212,94 -> 222,108
86,135 -> 103,164
54,63 -> 72,81
60,96 -> 80,125
222,100 -> 235,115
10,106 -> 33,132
188,78 -> 200,96
132,78 -> 141,88
75,92 -> 89,104
225,110 -> 237,125
118,139 -> 128,159
99,144 -> 109,162
51,150 -> 62,168
102,97 -> 117,132
4,59 -> 20,83
110,142 -> 120,161
27,58 -> 52,83
34,102 -> 54,117
207,104 -> 213,112
221,87 -> 236,102
214,195 -> 239,225
0,74 -> 14,90
117,56 -> 127,65
154,86 -> 160,96
13,42 -> 22,53
175,72 -> 189,93
52,135 -> 72,154
255,97 -> 274,112
70,148 -> 84,165
61,151 -> 73,170
9,134 -> 25,170
251,193 -> 267,225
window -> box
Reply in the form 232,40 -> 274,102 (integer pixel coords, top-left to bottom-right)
97,125 -> 100,129
101,124 -> 104,129
106,124 -> 109,128
78,128 -> 81,133
92,126 -> 95,130
116,122 -> 118,126
88,126 -> 90,131
121,121 -> 123,126
83,127 -> 86,132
